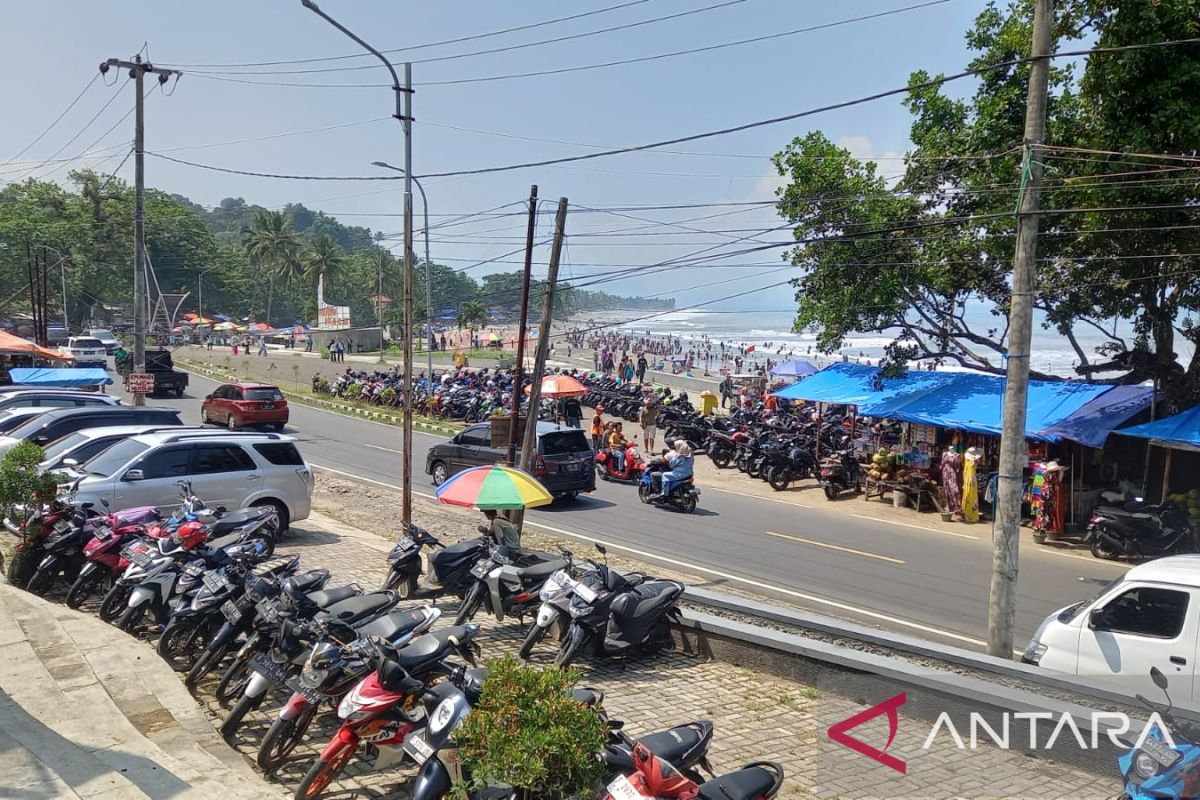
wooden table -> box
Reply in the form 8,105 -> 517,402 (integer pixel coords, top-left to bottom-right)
864,477 -> 943,513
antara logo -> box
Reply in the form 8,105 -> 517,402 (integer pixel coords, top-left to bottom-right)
827,692 -> 908,774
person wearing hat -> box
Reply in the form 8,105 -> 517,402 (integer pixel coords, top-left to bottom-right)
590,405 -> 605,453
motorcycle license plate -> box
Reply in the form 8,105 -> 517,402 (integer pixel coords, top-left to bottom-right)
1141,736 -> 1181,768
470,562 -> 490,578
394,535 -> 413,551
125,548 -> 152,567
255,598 -> 281,622
250,653 -> 289,685
93,526 -> 112,541
284,676 -> 328,706
221,600 -> 242,623
575,583 -> 598,603
402,730 -> 434,765
203,572 -> 230,594
607,774 -> 641,800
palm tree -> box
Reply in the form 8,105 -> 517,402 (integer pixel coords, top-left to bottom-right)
457,301 -> 488,338
242,210 -> 301,325
302,234 -> 346,305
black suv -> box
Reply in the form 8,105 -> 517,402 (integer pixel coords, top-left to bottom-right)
0,406 -> 183,449
426,421 -> 595,499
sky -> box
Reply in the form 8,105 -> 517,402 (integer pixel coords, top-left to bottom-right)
0,0 -> 987,311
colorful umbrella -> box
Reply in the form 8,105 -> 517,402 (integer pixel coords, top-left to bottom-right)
435,465 -> 553,510
213,321 -> 237,331
525,374 -> 586,398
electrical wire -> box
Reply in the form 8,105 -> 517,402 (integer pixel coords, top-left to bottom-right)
3,81 -> 129,184
153,117 -> 390,153
1,74 -> 101,168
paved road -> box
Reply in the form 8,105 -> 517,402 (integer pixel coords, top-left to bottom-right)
123,368 -> 1128,650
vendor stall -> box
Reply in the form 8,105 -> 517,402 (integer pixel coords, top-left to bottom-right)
7,367 -> 113,389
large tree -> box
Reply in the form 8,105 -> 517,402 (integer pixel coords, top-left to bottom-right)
777,0 -> 1200,407
242,209 -> 301,325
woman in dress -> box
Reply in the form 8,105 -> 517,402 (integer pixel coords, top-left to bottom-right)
941,449 -> 962,515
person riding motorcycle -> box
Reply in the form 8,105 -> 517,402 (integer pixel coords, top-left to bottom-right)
607,422 -> 628,473
649,440 -> 694,500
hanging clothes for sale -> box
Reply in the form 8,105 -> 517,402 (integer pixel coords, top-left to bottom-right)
941,450 -> 962,514
1031,462 -> 1048,531
962,447 -> 981,522
1035,461 -> 1069,534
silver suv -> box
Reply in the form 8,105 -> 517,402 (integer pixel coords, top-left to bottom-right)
65,430 -> 313,529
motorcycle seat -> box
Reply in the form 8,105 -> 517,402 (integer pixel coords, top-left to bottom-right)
391,625 -> 471,671
571,687 -> 604,708
611,580 -> 683,619
304,585 -> 359,608
317,591 -> 395,624
215,508 -> 268,526
284,569 -> 331,596
696,766 -> 778,800
377,659 -> 425,696
356,607 -> 431,642
517,559 -> 569,582
606,721 -> 714,773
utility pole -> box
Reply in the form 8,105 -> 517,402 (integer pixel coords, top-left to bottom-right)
506,185 -> 539,467
988,0 -> 1053,659
100,56 -> 177,406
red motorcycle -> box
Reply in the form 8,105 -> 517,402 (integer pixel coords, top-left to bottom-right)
4,492 -> 85,589
294,625 -> 480,800
604,741 -> 783,800
65,506 -> 165,610
596,442 -> 646,484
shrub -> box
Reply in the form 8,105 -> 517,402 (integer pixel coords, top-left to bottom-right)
456,656 -> 607,799
0,442 -> 65,527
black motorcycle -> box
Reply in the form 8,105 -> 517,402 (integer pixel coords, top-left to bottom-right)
763,439 -> 817,492
819,449 -> 862,500
1089,500 -> 1196,560
638,459 -> 700,514
382,523 -> 443,599
453,545 -> 567,626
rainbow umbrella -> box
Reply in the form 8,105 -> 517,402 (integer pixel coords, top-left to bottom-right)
435,465 -> 553,510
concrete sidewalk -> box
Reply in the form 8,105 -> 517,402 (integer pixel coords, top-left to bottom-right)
0,583 -> 283,800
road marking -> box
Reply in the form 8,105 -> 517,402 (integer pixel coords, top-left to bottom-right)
849,514 -> 980,540
363,443 -> 405,455
765,531 -> 906,564
1041,548 -> 1131,569
309,462 -> 987,648
706,485 -> 817,509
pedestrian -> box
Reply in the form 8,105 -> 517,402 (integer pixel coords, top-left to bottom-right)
563,395 -> 582,429
639,399 -> 659,452
231,339 -> 239,356
257,337 -> 267,357
305,335 -> 313,353
719,375 -> 733,409
590,405 -> 605,453
206,337 -> 213,352
636,353 -> 647,384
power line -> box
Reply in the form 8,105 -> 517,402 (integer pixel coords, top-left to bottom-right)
3,81 -> 129,184
153,116 -> 390,153
1,74 -> 101,168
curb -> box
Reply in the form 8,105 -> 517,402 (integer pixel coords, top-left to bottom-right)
174,359 -> 459,437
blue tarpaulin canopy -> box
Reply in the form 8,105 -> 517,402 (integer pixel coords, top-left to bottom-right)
1039,385 -> 1155,448
1116,404 -> 1200,451
8,367 -> 113,387
769,359 -> 819,379
772,363 -> 1143,443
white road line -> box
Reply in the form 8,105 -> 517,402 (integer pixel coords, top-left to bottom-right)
1041,548 -> 1131,569
706,485 -> 817,508
363,443 -> 405,455
849,514 -> 980,540
765,530 -> 906,564
310,462 -> 987,648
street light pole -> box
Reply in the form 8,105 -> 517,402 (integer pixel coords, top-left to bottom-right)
371,162 -> 432,383
302,0 -> 415,525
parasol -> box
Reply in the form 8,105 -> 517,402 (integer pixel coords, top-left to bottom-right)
524,374 -> 586,398
435,464 -> 553,510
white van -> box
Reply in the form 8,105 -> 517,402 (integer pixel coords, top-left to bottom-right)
1024,556 -> 1200,700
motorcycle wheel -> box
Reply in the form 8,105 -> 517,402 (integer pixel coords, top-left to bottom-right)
99,583 -> 133,624
388,571 -> 417,600
678,494 -> 698,514
185,639 -> 230,689
24,566 -> 56,597
157,618 -> 211,672
642,620 -> 673,654
116,602 -> 149,634
65,569 -> 109,610
554,632 -> 586,668
710,452 -> 731,469
823,485 -> 839,501
637,483 -> 652,504
220,692 -> 263,740
1089,529 -> 1123,561
5,548 -> 39,589
294,743 -> 357,800
454,583 -> 487,626
767,468 -> 792,492
746,460 -> 762,479
734,456 -> 748,473
518,623 -> 549,661
258,703 -> 319,771
216,656 -> 254,707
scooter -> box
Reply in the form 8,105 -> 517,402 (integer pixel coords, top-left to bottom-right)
381,523 -> 443,599
1116,667 -> 1200,798
1089,500 -> 1196,561
453,545 -> 567,626
604,740 -> 783,800
596,442 -> 646,484
819,449 -> 862,500
62,506 -> 163,609
706,429 -> 746,470
638,460 -> 700,514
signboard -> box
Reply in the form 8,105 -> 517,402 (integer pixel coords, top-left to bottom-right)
127,372 -> 155,394
317,305 -> 351,330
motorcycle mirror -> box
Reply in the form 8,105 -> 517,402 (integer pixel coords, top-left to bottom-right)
595,543 -> 607,555
1151,666 -> 1169,691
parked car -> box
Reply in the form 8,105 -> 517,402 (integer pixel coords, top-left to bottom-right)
87,329 -> 120,354
35,424 -> 184,472
63,430 -> 313,530
0,408 -> 49,435
0,389 -> 121,412
425,421 -> 595,499
0,406 -> 183,455
201,382 -> 289,431
1023,555 -> 1200,700
61,337 -> 109,368
46,325 -> 70,347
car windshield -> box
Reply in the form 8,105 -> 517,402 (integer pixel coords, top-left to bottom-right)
245,388 -> 283,401
40,431 -> 90,463
72,338 -> 103,348
0,411 -> 42,434
89,330 -> 114,339
83,438 -> 149,478
1058,577 -> 1124,623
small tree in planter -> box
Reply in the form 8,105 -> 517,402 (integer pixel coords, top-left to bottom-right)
0,443 -> 67,585
455,656 -> 608,799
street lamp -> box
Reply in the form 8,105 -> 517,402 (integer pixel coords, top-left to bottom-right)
302,0 -> 416,526
371,161 -> 432,384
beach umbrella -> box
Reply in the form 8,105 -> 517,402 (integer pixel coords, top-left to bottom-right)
213,321 -> 236,331
770,359 -> 818,379
487,332 -> 501,342
435,465 -> 553,510
524,374 -> 586,398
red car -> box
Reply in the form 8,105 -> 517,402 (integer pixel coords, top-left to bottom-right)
201,382 -> 289,431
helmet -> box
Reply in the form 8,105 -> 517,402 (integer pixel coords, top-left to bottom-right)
172,521 -> 207,550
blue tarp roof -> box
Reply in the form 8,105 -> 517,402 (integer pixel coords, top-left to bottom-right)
1116,404 -> 1200,451
772,363 -> 1136,442
1039,385 -> 1155,448
769,359 -> 819,378
9,367 -> 113,387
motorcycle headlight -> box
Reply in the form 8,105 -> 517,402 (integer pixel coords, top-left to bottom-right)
569,604 -> 593,618
300,665 -> 329,689
429,698 -> 457,735
1134,751 -> 1159,779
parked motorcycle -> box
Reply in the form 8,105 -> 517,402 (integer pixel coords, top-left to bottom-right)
453,546 -> 568,626
1116,667 -> 1200,799
382,523 -> 442,599
818,449 -> 862,500
604,740 -> 783,800
762,438 -> 817,492
706,429 -> 746,470
5,485 -> 87,590
62,505 -> 164,609
1089,500 -> 1196,561
638,460 -> 700,514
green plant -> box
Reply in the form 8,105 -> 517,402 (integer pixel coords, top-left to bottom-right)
456,656 -> 608,799
0,442 -> 65,528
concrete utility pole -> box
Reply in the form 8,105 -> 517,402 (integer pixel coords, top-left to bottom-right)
506,186 -> 539,467
302,0 -> 415,524
100,56 -> 177,406
988,0 -> 1053,659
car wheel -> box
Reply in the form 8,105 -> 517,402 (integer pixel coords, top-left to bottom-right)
252,499 -> 289,533
227,414 -> 238,431
202,408 -> 212,425
431,461 -> 448,486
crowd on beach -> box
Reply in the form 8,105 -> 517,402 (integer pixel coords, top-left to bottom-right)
563,325 -> 810,378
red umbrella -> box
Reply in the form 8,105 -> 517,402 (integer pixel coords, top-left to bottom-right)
524,374 -> 586,398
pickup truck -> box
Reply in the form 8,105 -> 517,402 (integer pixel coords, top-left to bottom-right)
143,349 -> 189,397
60,336 -> 108,367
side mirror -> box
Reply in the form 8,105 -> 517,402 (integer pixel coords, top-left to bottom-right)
450,434 -> 461,444
122,469 -> 144,482
1088,607 -> 1107,630
1151,667 -> 1169,691
595,543 -> 607,555
62,458 -> 78,468
204,394 -> 213,400
216,506 -> 228,514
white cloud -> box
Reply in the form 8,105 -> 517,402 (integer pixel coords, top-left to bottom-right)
837,135 -> 906,181
748,171 -> 788,203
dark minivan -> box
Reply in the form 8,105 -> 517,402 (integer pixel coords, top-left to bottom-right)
426,421 -> 595,499
0,406 -> 183,453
